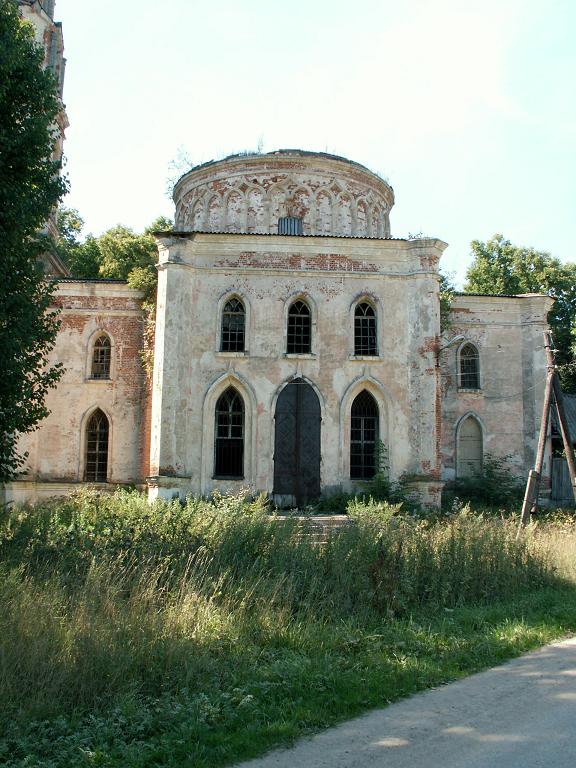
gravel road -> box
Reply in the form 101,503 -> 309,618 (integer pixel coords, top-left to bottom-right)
235,637 -> 576,768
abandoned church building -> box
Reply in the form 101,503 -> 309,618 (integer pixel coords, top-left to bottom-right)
6,147 -> 555,508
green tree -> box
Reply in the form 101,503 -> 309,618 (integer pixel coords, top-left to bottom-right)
0,1 -> 67,480
57,211 -> 173,286
465,234 -> 576,392
97,225 -> 157,280
55,206 -> 84,248
65,234 -> 102,278
144,215 -> 173,235
53,207 -> 101,277
98,216 -> 172,287
439,270 -> 456,332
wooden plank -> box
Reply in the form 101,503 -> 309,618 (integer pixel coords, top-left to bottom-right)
552,457 -> 575,506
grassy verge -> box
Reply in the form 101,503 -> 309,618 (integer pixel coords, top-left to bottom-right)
1,491 -> 575,767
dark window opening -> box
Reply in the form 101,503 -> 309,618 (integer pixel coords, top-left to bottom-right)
350,390 -> 379,479
354,302 -> 377,355
459,344 -> 480,389
221,298 -> 245,352
287,300 -> 311,354
214,387 -> 244,478
91,335 -> 111,379
85,409 -> 109,482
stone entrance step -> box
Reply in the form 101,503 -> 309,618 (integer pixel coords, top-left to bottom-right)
274,514 -> 352,543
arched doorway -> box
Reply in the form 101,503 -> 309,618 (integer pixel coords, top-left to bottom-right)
273,378 -> 321,507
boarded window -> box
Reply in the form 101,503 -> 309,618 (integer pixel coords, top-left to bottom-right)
457,416 -> 483,477
91,335 -> 111,379
214,387 -> 244,478
459,344 -> 480,389
287,301 -> 311,354
85,409 -> 109,482
350,390 -> 379,479
354,302 -> 377,356
221,298 -> 245,352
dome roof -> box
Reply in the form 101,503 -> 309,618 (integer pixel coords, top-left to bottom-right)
173,150 -> 394,238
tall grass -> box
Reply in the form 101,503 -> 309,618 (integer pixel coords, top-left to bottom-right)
0,489 -> 569,727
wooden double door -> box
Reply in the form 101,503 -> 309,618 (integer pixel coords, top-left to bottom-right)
273,379 -> 321,507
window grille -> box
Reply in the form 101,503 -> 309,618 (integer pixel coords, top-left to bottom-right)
287,300 -> 311,354
354,302 -> 377,355
214,387 -> 244,478
91,335 -> 111,379
350,390 -> 379,479
85,409 -> 109,482
221,298 -> 245,352
278,216 -> 303,235
459,344 -> 480,389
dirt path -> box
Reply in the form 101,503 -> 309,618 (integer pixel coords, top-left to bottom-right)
235,637 -> 576,768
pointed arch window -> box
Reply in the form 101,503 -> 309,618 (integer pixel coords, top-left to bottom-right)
287,300 -> 311,354
350,390 -> 379,479
85,409 -> 109,482
459,344 -> 480,389
457,415 -> 483,477
354,302 -> 377,356
214,387 -> 244,478
91,334 -> 111,379
221,298 -> 245,352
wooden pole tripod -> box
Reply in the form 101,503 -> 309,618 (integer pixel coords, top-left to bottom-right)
519,330 -> 576,530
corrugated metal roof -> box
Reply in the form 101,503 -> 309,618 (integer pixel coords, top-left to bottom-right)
454,292 -> 544,299
154,229 -> 410,242
551,393 -> 576,445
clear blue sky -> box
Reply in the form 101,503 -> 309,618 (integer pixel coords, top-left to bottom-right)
56,0 -> 576,286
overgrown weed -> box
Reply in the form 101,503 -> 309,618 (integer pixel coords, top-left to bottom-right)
1,489 -> 576,767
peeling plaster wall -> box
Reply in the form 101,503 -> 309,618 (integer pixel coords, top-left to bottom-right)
4,282 -> 147,504
149,233 -> 446,503
440,294 -> 553,484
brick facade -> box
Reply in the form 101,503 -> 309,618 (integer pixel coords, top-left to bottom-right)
5,281 -> 147,504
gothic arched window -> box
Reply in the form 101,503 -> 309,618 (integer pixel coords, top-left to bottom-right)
354,302 -> 377,356
350,390 -> 379,479
287,300 -> 311,354
85,409 -> 109,482
221,298 -> 245,352
214,387 -> 244,478
91,334 -> 111,379
459,343 -> 480,389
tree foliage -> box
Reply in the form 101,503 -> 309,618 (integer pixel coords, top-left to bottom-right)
439,270 -> 456,332
55,209 -> 171,296
97,225 -> 157,280
0,1 -> 67,480
465,234 -> 576,392
54,212 -> 172,379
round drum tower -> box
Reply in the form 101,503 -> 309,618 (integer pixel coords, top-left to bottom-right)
173,149 -> 394,238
